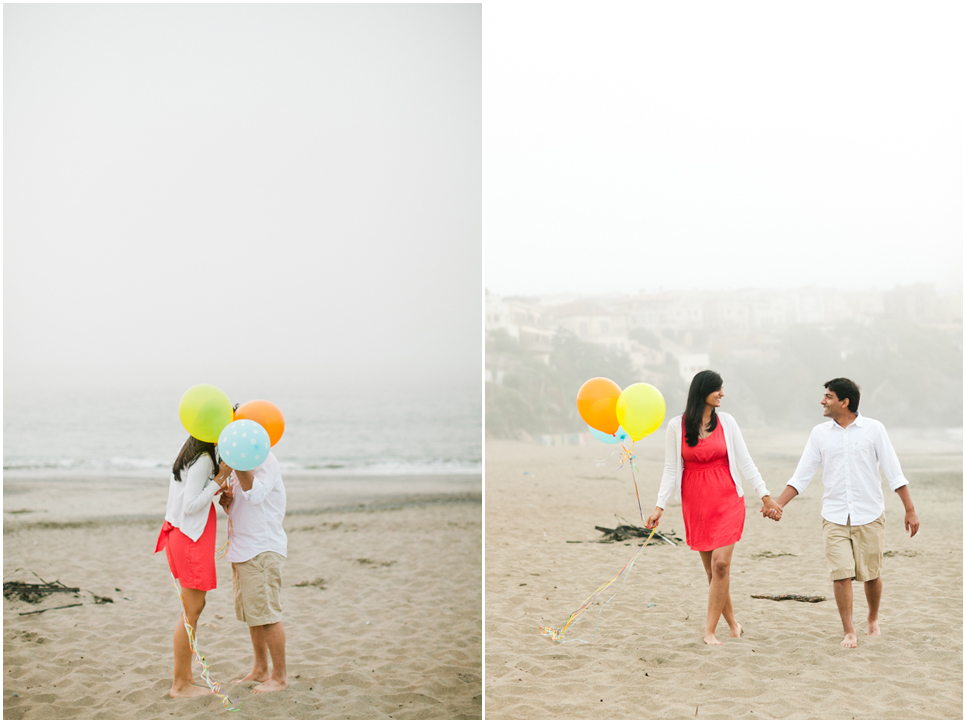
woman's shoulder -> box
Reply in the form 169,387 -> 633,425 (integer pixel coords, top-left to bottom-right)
717,411 -> 738,428
667,414 -> 683,429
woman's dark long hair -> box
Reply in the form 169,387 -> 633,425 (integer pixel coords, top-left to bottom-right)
172,435 -> 218,481
683,370 -> 723,447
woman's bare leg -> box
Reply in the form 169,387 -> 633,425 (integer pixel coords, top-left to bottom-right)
699,545 -> 738,644
170,587 -> 212,698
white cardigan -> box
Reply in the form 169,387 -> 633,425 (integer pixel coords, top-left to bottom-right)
164,453 -> 220,542
655,412 -> 769,509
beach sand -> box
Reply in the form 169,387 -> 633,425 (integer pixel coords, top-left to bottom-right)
3,473 -> 482,720
484,429 -> 963,719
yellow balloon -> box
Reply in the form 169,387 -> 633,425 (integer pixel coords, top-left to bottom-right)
179,384 -> 233,443
615,383 -> 666,441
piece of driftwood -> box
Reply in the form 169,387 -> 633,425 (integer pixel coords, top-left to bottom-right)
565,524 -> 683,546
751,594 -> 826,603
20,603 -> 84,616
3,581 -> 79,604
594,524 -> 683,546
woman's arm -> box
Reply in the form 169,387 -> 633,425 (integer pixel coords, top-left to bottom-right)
728,417 -> 769,499
182,457 -> 220,516
652,418 -> 680,518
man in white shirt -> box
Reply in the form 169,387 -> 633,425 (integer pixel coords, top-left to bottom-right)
774,378 -> 919,649
219,451 -> 289,692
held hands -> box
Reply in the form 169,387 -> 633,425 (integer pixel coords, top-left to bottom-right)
644,507 -> 663,529
760,495 -> 782,522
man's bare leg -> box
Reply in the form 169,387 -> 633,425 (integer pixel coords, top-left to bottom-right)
252,622 -> 288,693
833,578 -> 858,648
170,588 -> 213,698
233,625 -> 270,684
864,577 -> 882,636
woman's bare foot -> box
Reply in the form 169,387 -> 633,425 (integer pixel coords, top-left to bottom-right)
729,622 -> 742,638
704,632 -> 723,645
867,619 -> 881,636
841,632 -> 858,648
252,677 -> 289,694
170,682 -> 213,698
232,669 -> 269,685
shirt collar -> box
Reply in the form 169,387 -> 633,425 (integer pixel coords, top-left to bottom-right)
829,412 -> 862,430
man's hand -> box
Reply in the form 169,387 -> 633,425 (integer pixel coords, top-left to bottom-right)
760,495 -> 782,521
904,510 -> 920,537
217,479 -> 233,511
644,507 -> 663,529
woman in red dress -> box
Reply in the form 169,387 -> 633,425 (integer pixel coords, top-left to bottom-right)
646,370 -> 782,644
154,436 -> 231,697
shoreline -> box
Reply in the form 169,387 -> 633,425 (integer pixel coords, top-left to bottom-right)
3,473 -> 482,526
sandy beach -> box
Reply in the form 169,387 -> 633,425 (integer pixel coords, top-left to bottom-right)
484,428 -> 963,719
3,473 -> 482,720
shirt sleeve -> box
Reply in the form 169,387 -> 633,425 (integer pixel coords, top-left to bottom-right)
239,464 -> 275,505
655,419 -> 679,509
787,428 -> 822,493
729,419 -> 770,499
182,456 -> 218,516
873,422 -> 910,491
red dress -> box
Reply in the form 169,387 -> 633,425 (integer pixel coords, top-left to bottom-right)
680,421 -> 745,551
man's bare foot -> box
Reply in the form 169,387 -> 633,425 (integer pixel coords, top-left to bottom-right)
252,677 -> 289,694
232,670 -> 269,685
867,620 -> 881,636
729,623 -> 742,638
840,632 -> 858,648
704,633 -> 723,645
170,683 -> 213,698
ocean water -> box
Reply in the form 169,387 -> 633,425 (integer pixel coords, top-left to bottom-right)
3,378 -> 481,477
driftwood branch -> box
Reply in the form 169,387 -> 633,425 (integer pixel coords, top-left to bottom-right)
19,603 -> 84,616
751,594 -> 827,603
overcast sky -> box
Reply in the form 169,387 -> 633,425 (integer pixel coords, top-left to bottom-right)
485,1 -> 962,297
4,4 -> 481,388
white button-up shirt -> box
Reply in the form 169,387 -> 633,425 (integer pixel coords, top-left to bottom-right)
225,452 -> 288,563
787,414 -> 909,526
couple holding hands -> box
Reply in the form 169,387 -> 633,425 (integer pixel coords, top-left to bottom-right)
644,371 -> 920,648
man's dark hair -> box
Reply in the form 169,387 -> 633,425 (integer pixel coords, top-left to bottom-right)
824,377 -> 860,414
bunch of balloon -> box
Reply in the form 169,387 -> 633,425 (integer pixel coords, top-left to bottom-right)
540,377 -> 667,644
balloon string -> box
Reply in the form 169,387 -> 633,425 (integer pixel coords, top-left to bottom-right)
216,517 -> 232,560
172,576 -> 239,711
539,526 -> 658,643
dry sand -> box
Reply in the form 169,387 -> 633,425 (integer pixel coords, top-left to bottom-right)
484,428 -> 962,719
3,474 -> 481,720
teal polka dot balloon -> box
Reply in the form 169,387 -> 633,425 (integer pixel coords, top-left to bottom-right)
217,419 -> 271,471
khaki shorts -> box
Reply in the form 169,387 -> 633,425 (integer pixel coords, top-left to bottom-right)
231,551 -> 285,626
823,513 -> 885,582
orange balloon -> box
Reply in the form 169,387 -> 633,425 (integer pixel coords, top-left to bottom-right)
576,377 -> 622,434
234,400 -> 285,447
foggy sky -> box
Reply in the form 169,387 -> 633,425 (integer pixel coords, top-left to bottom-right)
485,2 -> 962,297
4,4 -> 481,388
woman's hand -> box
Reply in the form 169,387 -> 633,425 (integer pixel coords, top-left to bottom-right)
215,460 -> 232,483
760,495 -> 782,521
644,507 -> 663,529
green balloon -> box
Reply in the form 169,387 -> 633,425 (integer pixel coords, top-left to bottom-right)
179,384 -> 233,443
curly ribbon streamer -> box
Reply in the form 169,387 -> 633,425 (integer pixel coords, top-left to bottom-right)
216,517 -> 232,561
540,441 -> 656,643
172,576 -> 239,711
